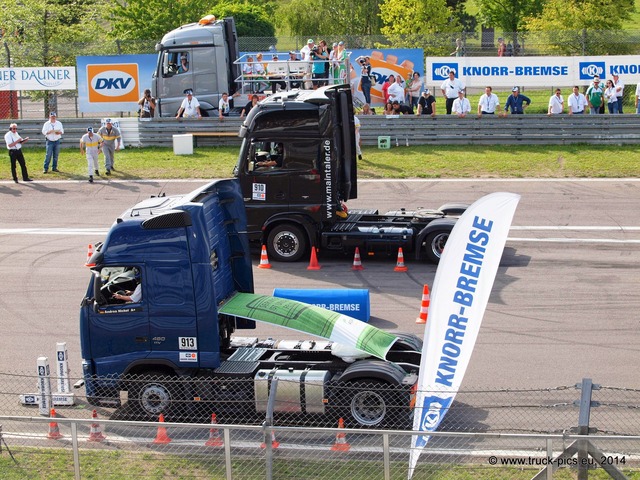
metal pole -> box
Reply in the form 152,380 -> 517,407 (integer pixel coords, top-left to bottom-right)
224,428 -> 232,480
264,378 -> 279,480
546,438 -> 553,480
71,422 -> 81,480
383,433 -> 390,480
577,378 -> 593,480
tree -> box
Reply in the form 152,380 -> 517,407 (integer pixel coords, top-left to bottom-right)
476,0 -> 544,42
378,0 -> 458,54
0,0 -> 106,113
526,0 -> 635,55
109,0 -> 276,41
278,0 -> 383,37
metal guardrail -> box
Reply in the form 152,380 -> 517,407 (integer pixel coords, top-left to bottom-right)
4,114 -> 640,150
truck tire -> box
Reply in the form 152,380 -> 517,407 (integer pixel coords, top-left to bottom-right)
130,371 -> 175,418
424,230 -> 450,263
266,224 -> 308,262
346,380 -> 388,427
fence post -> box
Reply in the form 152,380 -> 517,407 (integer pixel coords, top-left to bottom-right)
224,427 -> 232,480
383,433 -> 390,480
264,377 -> 279,480
545,438 -> 553,480
577,378 -> 596,480
71,421 -> 81,480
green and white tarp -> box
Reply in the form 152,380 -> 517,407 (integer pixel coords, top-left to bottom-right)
219,293 -> 398,360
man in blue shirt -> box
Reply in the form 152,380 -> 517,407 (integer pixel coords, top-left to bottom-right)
504,86 -> 531,115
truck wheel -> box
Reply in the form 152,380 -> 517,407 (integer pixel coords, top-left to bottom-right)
267,224 -> 308,262
424,230 -> 450,263
130,371 -> 175,417
347,380 -> 388,427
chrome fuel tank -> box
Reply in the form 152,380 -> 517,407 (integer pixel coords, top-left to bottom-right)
254,368 -> 331,414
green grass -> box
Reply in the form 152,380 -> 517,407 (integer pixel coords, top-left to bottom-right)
2,449 -> 639,480
3,144 -> 640,182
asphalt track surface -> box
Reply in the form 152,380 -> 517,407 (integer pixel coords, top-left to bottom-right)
1,178 -> 639,390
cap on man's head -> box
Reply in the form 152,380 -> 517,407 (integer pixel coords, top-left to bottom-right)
49,112 -> 57,117
458,88 -> 465,93
307,39 -> 314,44
184,89 -> 193,95
105,118 -> 112,123
332,42 -> 338,47
512,86 -> 519,92
338,41 -> 344,46
423,89 -> 431,95
613,73 -> 619,77
87,127 -> 93,132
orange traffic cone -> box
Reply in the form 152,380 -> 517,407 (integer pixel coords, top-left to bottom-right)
394,247 -> 408,272
88,409 -> 106,442
351,247 -> 364,271
307,246 -> 321,270
260,429 -> 280,449
153,413 -> 171,444
204,413 -> 224,447
47,408 -> 63,440
330,417 -> 350,452
415,284 -> 430,324
85,244 -> 95,267
257,245 -> 272,269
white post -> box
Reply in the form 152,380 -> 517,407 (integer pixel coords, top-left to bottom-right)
56,342 -> 70,394
37,357 -> 52,416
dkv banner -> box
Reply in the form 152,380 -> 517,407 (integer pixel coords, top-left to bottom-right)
408,192 -> 520,479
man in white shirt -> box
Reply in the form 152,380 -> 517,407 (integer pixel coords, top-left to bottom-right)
5,123 -> 32,183
451,89 -> 471,117
568,86 -> 588,114
477,86 -> 500,116
613,73 -> 624,114
176,89 -> 202,118
547,88 -> 564,115
218,92 -> 230,118
41,112 -> 64,173
300,39 -> 314,62
440,69 -> 465,115
387,76 -> 405,103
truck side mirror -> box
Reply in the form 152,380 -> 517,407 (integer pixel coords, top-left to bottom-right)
92,271 -> 108,307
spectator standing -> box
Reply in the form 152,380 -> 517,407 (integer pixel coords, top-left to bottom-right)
547,88 -> 564,115
406,72 -> 422,110
42,112 -> 63,173
80,127 -> 103,183
451,38 -> 465,57
97,119 -> 121,175
497,38 -> 506,57
568,86 -> 588,114
477,86 -> 500,115
504,87 -> 531,114
451,89 -> 471,117
388,75 -> 405,103
504,87 -> 531,115
218,92 -> 231,118
440,69 -> 464,115
417,89 -> 436,116
332,41 -> 347,84
382,74 -> 395,104
505,42 -> 513,57
241,94 -> 260,118
300,39 -> 314,62
138,89 -> 156,120
176,89 -> 202,118
604,80 -> 619,114
586,78 -> 604,114
5,123 -> 32,183
613,73 -> 624,113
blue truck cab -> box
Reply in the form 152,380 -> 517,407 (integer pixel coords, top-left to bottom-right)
80,179 -> 255,404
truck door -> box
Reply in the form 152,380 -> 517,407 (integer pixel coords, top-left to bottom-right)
88,266 -> 149,375
156,48 -> 195,115
240,139 -> 323,224
146,261 -> 198,367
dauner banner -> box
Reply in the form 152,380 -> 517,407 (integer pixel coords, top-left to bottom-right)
408,192 -> 520,479
0,67 -> 75,91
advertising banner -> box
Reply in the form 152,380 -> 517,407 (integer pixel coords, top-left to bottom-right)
0,67 -> 76,91
76,55 -> 157,113
426,55 -> 640,88
349,49 -> 424,108
408,192 -> 520,479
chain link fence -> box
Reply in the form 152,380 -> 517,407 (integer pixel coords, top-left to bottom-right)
1,371 -> 639,478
